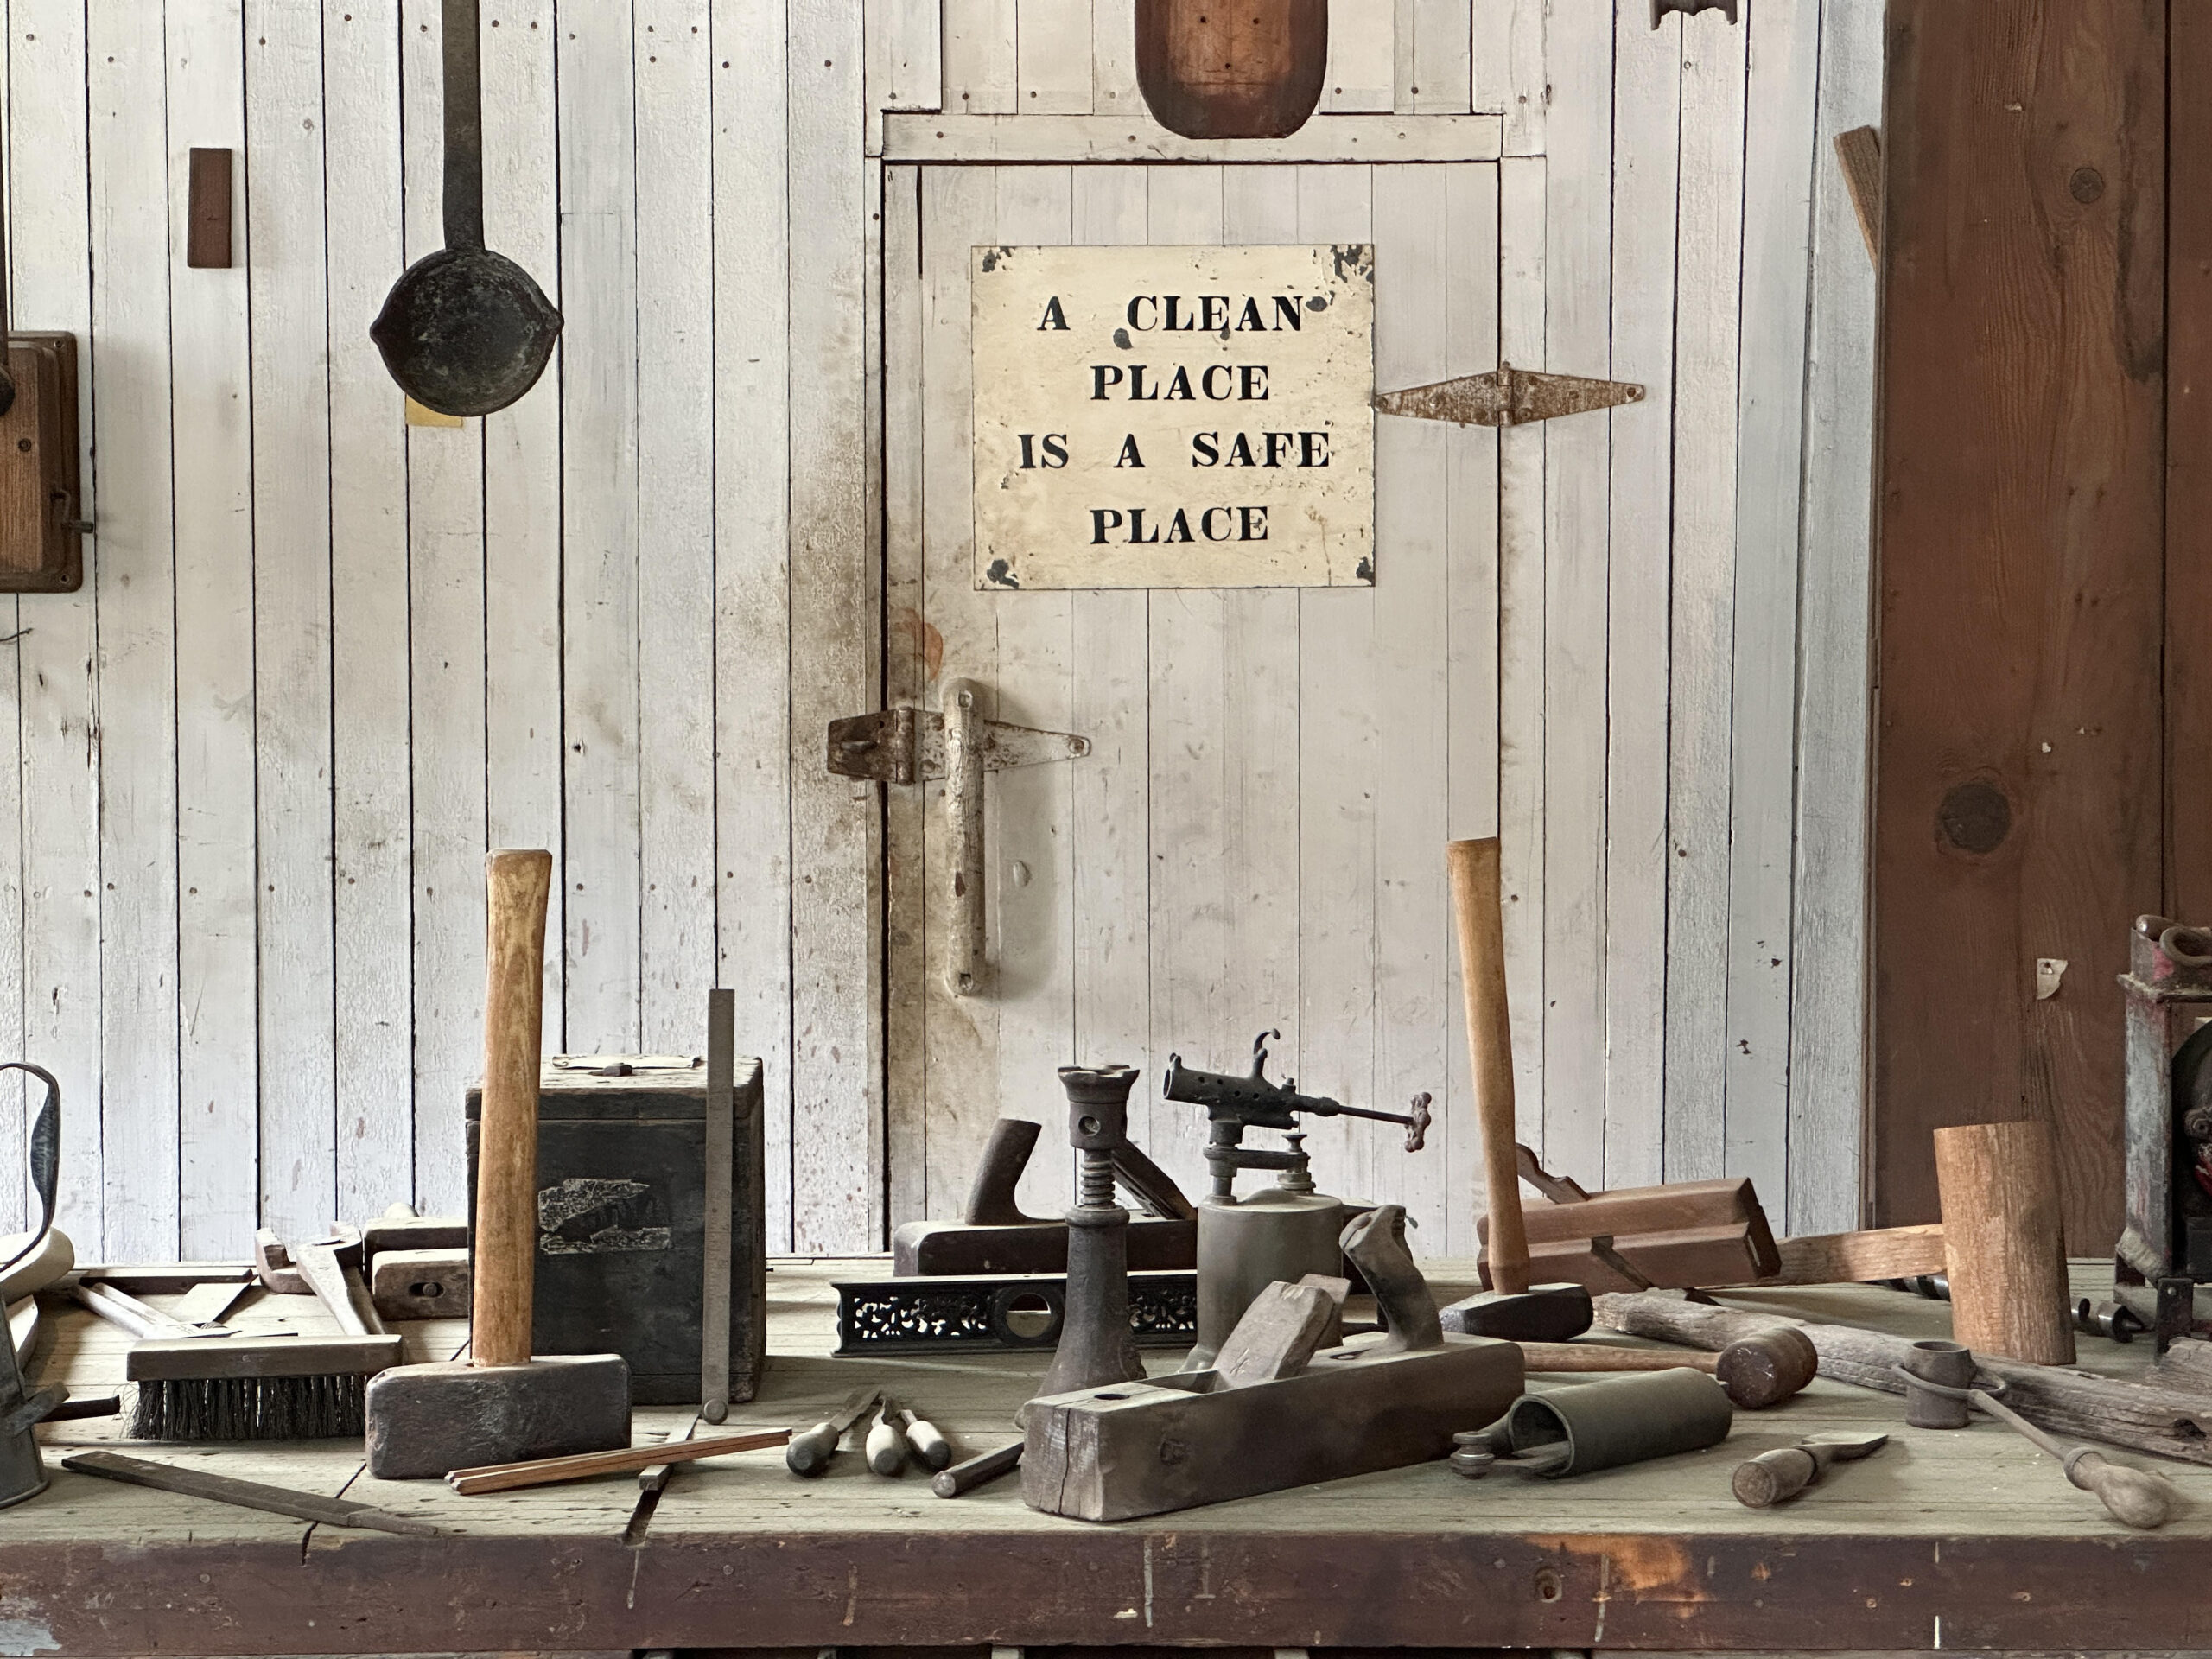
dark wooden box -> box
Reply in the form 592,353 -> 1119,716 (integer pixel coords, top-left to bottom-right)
466,1059 -> 767,1406
0,334 -> 85,594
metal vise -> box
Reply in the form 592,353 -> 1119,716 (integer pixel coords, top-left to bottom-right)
1163,1030 -> 1431,1200
2118,914 -> 2212,1344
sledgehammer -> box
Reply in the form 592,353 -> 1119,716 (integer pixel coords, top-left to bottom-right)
1437,839 -> 1592,1343
364,850 -> 632,1478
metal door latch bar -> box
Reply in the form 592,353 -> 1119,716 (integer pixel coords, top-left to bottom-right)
1373,361 -> 1645,427
827,679 -> 1089,997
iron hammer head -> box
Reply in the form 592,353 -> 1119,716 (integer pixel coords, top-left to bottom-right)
1436,1283 -> 1593,1343
364,1353 -> 630,1480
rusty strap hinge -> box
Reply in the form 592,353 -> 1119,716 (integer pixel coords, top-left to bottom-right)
828,682 -> 1089,997
1373,362 -> 1645,428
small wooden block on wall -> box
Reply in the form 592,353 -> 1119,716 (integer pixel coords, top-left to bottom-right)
187,148 -> 233,269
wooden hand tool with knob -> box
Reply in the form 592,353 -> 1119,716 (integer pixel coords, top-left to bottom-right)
365,849 -> 632,1479
1438,839 -> 1592,1341
785,1386 -> 880,1477
1732,1434 -> 1888,1507
866,1396 -> 908,1475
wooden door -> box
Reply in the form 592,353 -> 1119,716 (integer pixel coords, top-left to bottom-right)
882,162 -> 1501,1247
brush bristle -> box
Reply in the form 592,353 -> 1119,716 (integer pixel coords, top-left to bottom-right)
128,1375 -> 367,1441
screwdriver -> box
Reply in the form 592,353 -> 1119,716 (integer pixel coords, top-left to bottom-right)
784,1386 -> 881,1478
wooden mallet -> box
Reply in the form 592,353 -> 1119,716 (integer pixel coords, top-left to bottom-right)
1438,839 -> 1592,1341
365,850 -> 632,1479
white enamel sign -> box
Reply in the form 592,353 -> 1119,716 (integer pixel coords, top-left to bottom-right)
971,243 -> 1375,590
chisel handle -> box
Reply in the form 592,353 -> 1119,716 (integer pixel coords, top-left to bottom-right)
932,1440 -> 1022,1497
898,1407 -> 953,1471
1732,1446 -> 1818,1508
866,1402 -> 906,1475
786,1415 -> 847,1478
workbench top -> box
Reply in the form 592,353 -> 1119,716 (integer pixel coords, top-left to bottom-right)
7,1260 -> 2210,1655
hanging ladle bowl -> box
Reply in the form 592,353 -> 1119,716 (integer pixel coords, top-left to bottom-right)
372,0 -> 560,417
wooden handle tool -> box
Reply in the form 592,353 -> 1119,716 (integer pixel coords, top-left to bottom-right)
785,1386 -> 880,1477
932,1440 -> 1022,1497
446,1427 -> 791,1495
1973,1388 -> 2179,1529
1732,1434 -> 1888,1508
292,1237 -> 386,1338
476,848 -> 552,1371
865,1396 -> 907,1475
1448,838 -> 1529,1294
897,1404 -> 954,1471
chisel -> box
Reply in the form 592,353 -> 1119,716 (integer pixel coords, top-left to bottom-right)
784,1385 -> 880,1477
1731,1433 -> 1888,1508
866,1395 -> 907,1475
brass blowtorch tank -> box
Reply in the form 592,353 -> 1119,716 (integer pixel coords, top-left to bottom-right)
1163,1031 -> 1432,1366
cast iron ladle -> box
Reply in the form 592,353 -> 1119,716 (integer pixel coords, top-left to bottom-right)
371,0 -> 560,416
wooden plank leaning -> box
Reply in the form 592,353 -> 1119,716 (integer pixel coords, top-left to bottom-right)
1593,1292 -> 2212,1465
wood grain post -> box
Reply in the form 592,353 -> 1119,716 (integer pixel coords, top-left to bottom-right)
1448,838 -> 1529,1294
1933,1119 -> 2075,1365
474,849 -> 552,1370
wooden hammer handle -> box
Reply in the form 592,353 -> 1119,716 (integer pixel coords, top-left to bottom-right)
474,849 -> 552,1370
1448,838 -> 1529,1295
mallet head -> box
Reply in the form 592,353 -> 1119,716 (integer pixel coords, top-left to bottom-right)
1437,1282 -> 1593,1342
365,1353 -> 630,1480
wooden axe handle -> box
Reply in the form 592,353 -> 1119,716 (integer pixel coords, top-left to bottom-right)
1448,838 -> 1529,1294
475,849 -> 552,1370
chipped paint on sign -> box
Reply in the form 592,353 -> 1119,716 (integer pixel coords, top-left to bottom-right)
971,244 -> 1375,589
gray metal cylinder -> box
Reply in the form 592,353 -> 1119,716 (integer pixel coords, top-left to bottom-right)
1191,1186 -> 1345,1364
1900,1338 -> 1975,1428
0,1338 -> 47,1510
1504,1366 -> 1732,1477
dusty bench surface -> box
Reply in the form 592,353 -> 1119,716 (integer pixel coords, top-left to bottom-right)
4,1258 -> 2209,1654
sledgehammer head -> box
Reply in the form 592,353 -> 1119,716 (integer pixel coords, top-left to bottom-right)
365,1354 -> 630,1480
1438,1282 -> 1593,1342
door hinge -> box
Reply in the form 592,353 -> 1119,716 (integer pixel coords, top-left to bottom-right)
1373,362 -> 1645,427
828,682 -> 1089,997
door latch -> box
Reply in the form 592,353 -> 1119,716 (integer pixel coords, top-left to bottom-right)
1373,362 -> 1644,427
827,680 -> 1089,997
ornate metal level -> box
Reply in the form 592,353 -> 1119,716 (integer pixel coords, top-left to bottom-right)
831,1271 -> 1198,1355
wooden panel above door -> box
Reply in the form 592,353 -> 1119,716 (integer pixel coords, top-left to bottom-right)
1872,0 -> 2167,1251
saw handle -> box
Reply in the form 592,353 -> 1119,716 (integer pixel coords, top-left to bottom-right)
1448,839 -> 1528,1294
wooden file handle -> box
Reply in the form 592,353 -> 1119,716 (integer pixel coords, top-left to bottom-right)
475,849 -> 552,1370
1448,838 -> 1529,1294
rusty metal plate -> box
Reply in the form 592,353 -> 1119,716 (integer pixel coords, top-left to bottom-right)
1374,362 -> 1644,428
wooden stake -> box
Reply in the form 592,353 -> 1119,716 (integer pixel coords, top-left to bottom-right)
1933,1120 -> 2075,1365
475,850 -> 552,1371
1447,839 -> 1528,1294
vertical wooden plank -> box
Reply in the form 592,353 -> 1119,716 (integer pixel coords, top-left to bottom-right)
326,0 -> 414,1224
1470,0 -> 1541,153
1873,1 -> 2164,1250
1660,10 -> 1745,1185
986,168 -> 1079,1224
89,0 -> 181,1260
788,0 -> 880,1249
868,0 -> 943,115
1016,0 -> 1092,112
246,0 -> 337,1244
2173,0 -> 2212,937
1496,153 -> 1544,1162
715,0 -> 796,1247
1535,0 -> 1610,1188
1090,0 -> 1139,118
944,0 -> 1018,113
1293,163 -> 1376,1210
1370,162 -> 1452,1239
636,0 -> 717,1053
1068,166 -> 1151,1165
482,0 -> 564,1058
1440,159 -> 1500,1253
1600,8 -> 1680,1192
559,0 -> 642,1058
1409,0 -> 1471,114
12,0 -> 104,1247
1319,0 -> 1393,113
1723,0 -> 1821,1210
1789,0 -> 1883,1236
0,11 -> 23,1232
402,0 -> 488,1216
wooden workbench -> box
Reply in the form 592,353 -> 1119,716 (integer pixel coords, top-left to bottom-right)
5,1260 -> 2211,1655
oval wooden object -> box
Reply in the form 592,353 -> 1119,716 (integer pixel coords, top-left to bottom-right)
1135,0 -> 1327,140
1933,1119 -> 2075,1366
474,849 -> 553,1370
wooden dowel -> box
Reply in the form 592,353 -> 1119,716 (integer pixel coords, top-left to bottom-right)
447,1427 -> 790,1494
475,849 -> 551,1371
1519,1343 -> 1718,1374
1447,838 -> 1528,1295
1933,1120 -> 2074,1365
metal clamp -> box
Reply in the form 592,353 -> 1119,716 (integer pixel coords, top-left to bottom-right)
827,681 -> 1089,996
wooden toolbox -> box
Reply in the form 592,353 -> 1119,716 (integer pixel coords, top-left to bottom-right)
465,1058 -> 767,1406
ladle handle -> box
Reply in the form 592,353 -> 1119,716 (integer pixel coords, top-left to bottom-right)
442,0 -> 485,250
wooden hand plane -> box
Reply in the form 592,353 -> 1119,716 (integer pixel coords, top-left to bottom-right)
1022,1205 -> 1522,1522
891,1117 -> 1199,1275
